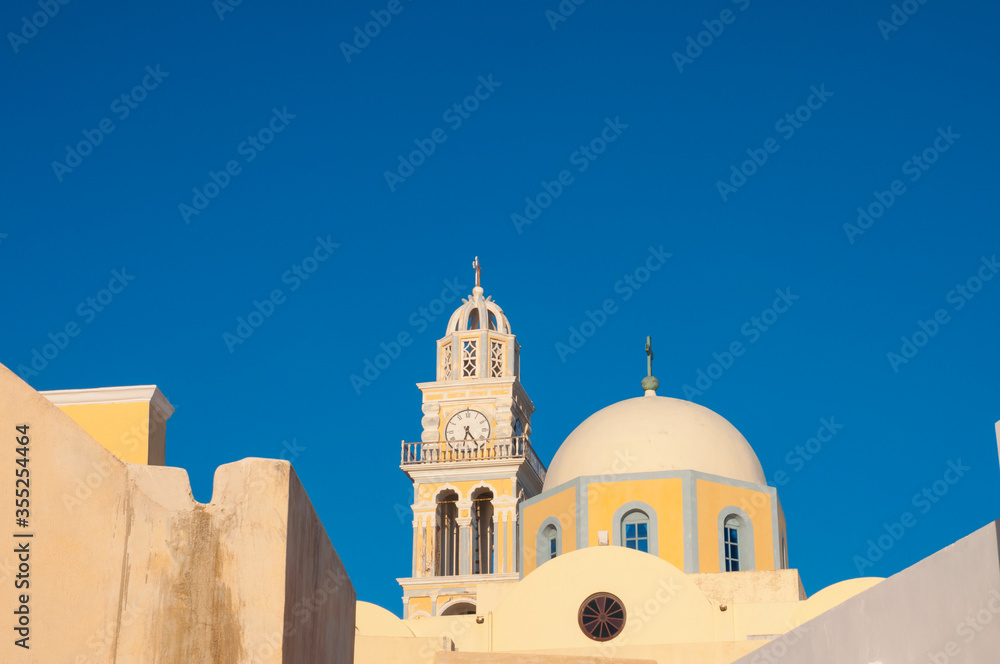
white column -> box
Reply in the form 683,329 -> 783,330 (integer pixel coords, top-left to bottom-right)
413,518 -> 420,577
429,513 -> 438,576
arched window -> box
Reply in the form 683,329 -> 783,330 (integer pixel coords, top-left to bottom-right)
717,508 -> 754,572
723,516 -> 741,571
440,601 -> 476,616
544,525 -> 558,560
621,510 -> 649,553
471,488 -> 495,575
436,491 -> 459,576
536,517 -> 562,566
611,501 -> 659,556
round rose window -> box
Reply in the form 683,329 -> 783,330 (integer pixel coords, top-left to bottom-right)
578,592 -> 626,641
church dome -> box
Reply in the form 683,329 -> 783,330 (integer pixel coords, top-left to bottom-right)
445,285 -> 511,335
542,395 -> 766,490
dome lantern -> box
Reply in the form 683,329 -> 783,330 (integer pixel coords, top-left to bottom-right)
437,257 -> 519,382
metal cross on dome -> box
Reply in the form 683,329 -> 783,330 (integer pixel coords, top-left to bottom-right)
645,335 -> 654,377
473,256 -> 481,288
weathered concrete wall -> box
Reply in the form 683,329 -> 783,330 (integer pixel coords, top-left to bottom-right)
0,363 -> 354,663
733,519 -> 1000,663
691,569 -> 806,605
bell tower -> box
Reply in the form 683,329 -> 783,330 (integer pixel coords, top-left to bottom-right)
398,258 -> 546,618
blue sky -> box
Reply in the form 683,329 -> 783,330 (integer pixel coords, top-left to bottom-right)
3,0 -> 998,614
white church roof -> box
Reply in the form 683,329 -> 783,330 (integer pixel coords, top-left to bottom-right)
543,394 -> 767,490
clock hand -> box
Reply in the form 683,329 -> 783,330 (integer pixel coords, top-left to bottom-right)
464,426 -> 473,440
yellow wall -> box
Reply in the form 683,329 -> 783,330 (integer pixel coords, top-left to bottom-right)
418,479 -> 514,503
522,486 -> 576,575
696,479 -> 774,573
777,500 -> 788,568
408,596 -> 432,617
494,546 -> 720,652
585,478 -> 684,569
56,401 -> 162,465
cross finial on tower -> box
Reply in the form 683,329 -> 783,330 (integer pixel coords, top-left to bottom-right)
641,335 -> 659,395
473,256 -> 481,288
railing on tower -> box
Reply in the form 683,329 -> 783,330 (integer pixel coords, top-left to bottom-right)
401,436 -> 546,482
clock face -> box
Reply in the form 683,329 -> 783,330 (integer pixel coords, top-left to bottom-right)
445,409 -> 491,443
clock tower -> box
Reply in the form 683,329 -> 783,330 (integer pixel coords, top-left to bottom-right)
398,258 -> 547,618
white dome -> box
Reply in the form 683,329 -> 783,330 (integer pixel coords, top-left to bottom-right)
543,395 -> 766,490
445,286 -> 511,335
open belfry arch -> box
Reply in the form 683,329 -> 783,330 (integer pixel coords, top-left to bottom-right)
398,258 -> 547,618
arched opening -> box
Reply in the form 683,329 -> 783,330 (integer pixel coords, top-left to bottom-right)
440,601 -> 476,616
488,312 -> 497,330
537,520 -> 560,564
470,488 -> 495,574
717,507 -> 755,572
467,309 -> 480,330
621,509 -> 649,553
436,490 -> 459,576
611,501 -> 658,555
723,515 -> 743,571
